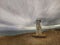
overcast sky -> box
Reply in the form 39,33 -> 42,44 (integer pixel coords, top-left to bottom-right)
0,0 -> 60,30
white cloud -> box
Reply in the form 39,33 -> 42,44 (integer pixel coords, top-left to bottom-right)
0,0 -> 60,30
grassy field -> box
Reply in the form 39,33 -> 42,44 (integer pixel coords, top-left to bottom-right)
0,30 -> 60,45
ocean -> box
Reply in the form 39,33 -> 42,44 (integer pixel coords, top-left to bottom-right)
0,30 -> 35,36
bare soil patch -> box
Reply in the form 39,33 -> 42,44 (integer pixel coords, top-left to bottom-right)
0,30 -> 60,45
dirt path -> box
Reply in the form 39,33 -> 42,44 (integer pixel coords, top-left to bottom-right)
0,30 -> 60,45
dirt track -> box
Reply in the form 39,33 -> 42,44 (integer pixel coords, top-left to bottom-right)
0,30 -> 60,45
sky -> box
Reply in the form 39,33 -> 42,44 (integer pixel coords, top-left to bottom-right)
0,0 -> 60,30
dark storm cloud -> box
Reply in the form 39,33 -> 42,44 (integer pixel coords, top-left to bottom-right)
0,0 -> 60,29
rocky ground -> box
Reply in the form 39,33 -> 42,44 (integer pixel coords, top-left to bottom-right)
0,30 -> 60,45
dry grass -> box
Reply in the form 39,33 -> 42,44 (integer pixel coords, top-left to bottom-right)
0,30 -> 60,45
